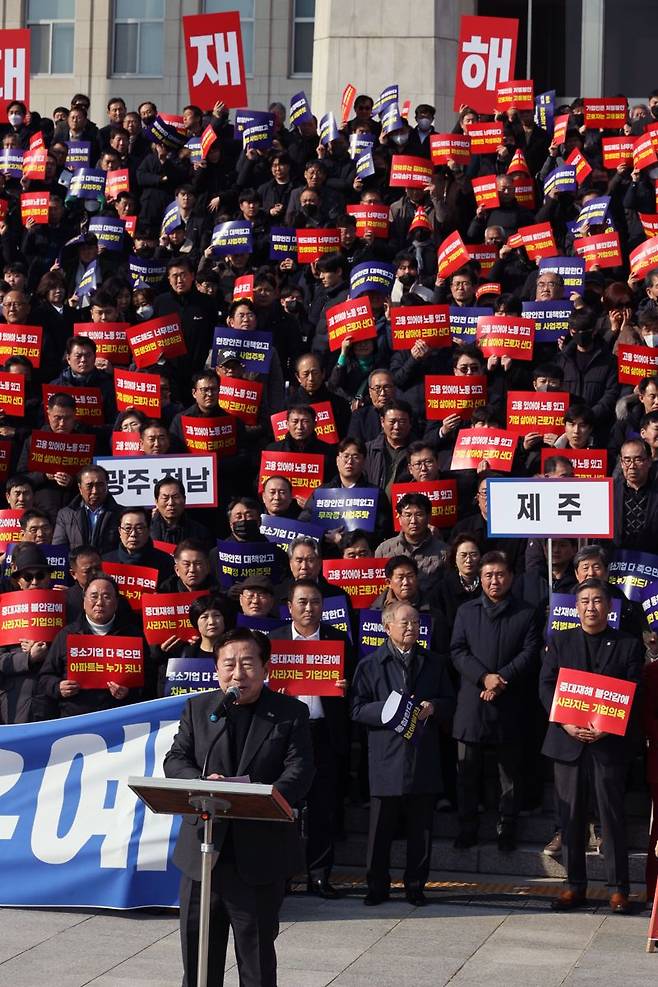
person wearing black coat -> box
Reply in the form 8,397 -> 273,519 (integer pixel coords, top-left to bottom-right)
350,601 -> 455,905
102,507 -> 175,588
270,579 -> 353,898
450,551 -> 540,849
539,580 -> 644,912
556,321 -> 619,431
52,468 -> 121,554
611,439 -> 658,550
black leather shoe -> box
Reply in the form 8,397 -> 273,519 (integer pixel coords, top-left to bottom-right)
363,891 -> 390,906
453,831 -> 478,850
405,889 -> 428,906
306,878 -> 344,899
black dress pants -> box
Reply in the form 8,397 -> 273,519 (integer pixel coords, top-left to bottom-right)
306,718 -> 339,878
366,793 -> 435,895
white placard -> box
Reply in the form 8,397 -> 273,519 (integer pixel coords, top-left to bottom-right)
486,477 -> 613,538
94,454 -> 218,508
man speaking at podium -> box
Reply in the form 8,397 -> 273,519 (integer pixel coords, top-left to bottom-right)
164,627 -> 315,987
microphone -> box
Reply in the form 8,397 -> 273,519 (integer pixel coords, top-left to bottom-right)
209,685 -> 240,723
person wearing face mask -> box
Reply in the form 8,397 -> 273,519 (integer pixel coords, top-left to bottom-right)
133,286 -> 155,321
467,173 -> 536,243
389,185 -> 443,255
285,160 -> 343,227
406,104 -> 436,159
391,251 -> 434,303
222,497 -> 290,578
2,100 -> 34,150
557,309 -> 619,432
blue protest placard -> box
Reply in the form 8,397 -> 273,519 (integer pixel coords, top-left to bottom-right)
66,140 -> 91,167
350,261 -> 396,298
215,539 -> 280,588
147,115 -> 186,149
290,91 -> 313,127
640,580 -> 658,628
211,221 -> 253,256
66,168 -> 106,202
129,255 -> 167,288
242,111 -> 275,150
310,488 -> 379,532
0,147 -> 23,178
355,149 -> 375,178
449,305 -> 493,344
522,300 -> 574,343
269,226 -> 297,260
0,695 -> 187,907
3,542 -> 71,587
534,90 -> 556,136
76,261 -> 97,297
548,592 -> 621,636
260,513 -> 324,550
380,102 -> 403,136
89,216 -> 126,252
185,136 -> 202,163
349,132 -> 375,160
374,84 -> 399,118
608,549 -> 658,603
575,195 -> 610,231
538,256 -> 585,297
359,608 -> 432,658
161,200 -> 182,235
163,656 -> 218,697
544,166 -> 577,196
319,112 -> 340,145
211,326 -> 273,374
277,594 -> 353,642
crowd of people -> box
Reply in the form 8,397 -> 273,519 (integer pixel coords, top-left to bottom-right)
1,84 -> 658,934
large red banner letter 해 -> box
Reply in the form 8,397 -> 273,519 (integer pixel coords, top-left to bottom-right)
0,29 -> 29,123
183,12 -> 247,110
454,16 -> 519,113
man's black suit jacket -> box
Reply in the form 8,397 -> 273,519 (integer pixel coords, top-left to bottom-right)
163,686 -> 314,885
539,626 -> 644,765
269,622 -> 353,756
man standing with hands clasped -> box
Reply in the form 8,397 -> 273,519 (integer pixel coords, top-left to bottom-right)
350,601 -> 454,906
540,579 -> 643,914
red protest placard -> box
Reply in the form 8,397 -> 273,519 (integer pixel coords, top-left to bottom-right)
454,15 -> 519,114
617,344 -> 658,385
73,322 -> 131,365
322,557 -> 389,608
633,134 -> 658,172
391,480 -> 458,531
182,12 -> 247,110
259,450 -> 324,500
20,191 -> 49,225
506,390 -> 569,435
496,79 -> 534,110
584,98 -> 627,130
270,401 -> 339,445
67,634 -> 144,689
476,281 -> 502,301
630,238 -> 658,278
200,122 -> 216,158
114,369 -> 162,416
341,83 -> 357,126
389,155 -> 433,189
437,230 -> 471,278
345,204 -> 389,238
296,228 -> 340,264
124,214 -> 137,237
0,590 -> 65,645
574,232 -> 623,271
0,442 -> 11,484
602,136 -> 634,169
640,214 -> 658,239
450,427 -> 517,472
22,146 -> 46,180
540,447 -> 608,478
466,244 -> 497,276
27,431 -> 95,475
552,114 -> 570,146
142,591 -> 205,645
476,315 -> 535,360
127,315 -> 187,367
232,273 -> 254,301
181,415 -> 238,456
0,323 -> 43,368
105,168 -> 130,200
326,296 -> 376,351
42,384 -> 104,426
425,375 -> 487,421
152,539 -> 176,556
218,377 -> 262,426
471,175 -> 500,209
111,432 -> 142,456
549,667 -> 636,737
430,134 -> 471,165
512,174 -> 536,209
465,121 -> 503,154
268,639 -> 345,697
517,222 -> 558,260
101,562 -> 158,611
0,371 -> 24,416
0,29 -> 30,124
0,507 -> 23,544
564,147 -> 593,184
390,305 -> 451,350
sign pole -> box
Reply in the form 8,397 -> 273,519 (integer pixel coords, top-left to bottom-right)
547,535 -> 553,619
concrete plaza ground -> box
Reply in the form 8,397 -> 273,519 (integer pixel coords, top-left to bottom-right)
2,873 -> 657,987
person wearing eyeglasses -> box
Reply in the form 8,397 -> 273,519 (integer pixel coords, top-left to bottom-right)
351,600 -> 455,906
32,573 -> 146,720
375,493 -> 447,597
613,438 -> 658,549
288,352 -> 351,437
102,506 -> 174,587
0,543 -> 53,723
347,369 -> 399,444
